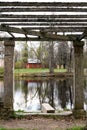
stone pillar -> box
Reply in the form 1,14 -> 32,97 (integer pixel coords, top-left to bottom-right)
4,40 -> 15,111
73,41 -> 85,117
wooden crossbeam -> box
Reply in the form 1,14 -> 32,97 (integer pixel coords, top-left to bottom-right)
0,25 -> 80,41
0,7 -> 87,12
1,22 -> 87,26
78,31 -> 87,41
0,25 -> 79,40
0,2 -> 87,6
0,25 -> 85,32
0,25 -> 42,37
0,35 -> 77,41
20,27 -> 86,32
0,19 -> 87,23
0,14 -> 87,19
0,2 -> 87,41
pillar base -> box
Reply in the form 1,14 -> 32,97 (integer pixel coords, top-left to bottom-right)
0,107 -> 14,119
73,109 -> 86,118
0,101 -> 4,108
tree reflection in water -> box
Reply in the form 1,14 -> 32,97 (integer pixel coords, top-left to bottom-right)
0,77 -> 86,112
13,78 -> 73,112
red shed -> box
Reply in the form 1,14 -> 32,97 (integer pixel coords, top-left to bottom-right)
26,59 -> 42,68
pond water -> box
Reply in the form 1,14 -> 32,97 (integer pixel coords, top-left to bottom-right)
0,77 -> 87,112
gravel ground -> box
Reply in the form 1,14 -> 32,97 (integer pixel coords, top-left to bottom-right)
0,116 -> 86,130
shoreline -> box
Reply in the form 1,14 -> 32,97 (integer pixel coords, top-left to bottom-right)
0,71 -> 87,79
14,72 -> 73,78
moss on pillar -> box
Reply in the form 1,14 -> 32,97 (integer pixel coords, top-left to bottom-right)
73,109 -> 86,119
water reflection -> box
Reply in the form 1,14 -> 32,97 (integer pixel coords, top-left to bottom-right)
0,78 -> 87,112
14,78 -> 73,112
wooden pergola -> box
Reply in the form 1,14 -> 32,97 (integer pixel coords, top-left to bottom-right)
0,2 -> 87,41
0,2 -> 86,117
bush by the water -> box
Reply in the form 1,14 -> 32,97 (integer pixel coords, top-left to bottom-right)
0,67 -> 4,75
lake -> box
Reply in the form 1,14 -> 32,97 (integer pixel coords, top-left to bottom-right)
0,77 -> 87,112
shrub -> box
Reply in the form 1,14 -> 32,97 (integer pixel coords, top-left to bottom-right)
0,67 -> 4,75
15,61 -> 24,69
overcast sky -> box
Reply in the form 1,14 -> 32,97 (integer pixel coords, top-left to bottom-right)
1,0 -> 87,2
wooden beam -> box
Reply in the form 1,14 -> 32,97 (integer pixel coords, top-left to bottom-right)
0,14 -> 87,19
0,2 -> 87,7
0,35 -> 77,41
1,19 -> 87,23
1,22 -> 87,26
21,27 -> 86,32
0,25 -> 85,32
78,31 -> 87,41
0,25 -> 42,37
0,25 -> 79,41
0,25 -> 80,41
0,7 -> 87,12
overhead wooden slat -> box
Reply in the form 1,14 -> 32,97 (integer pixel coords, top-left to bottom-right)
0,7 -> 87,12
0,25 -> 42,37
1,19 -> 87,22
0,25 -> 85,32
0,35 -> 77,41
0,14 -> 87,19
1,22 -> 87,26
0,25 -> 86,32
0,2 -> 87,41
0,2 -> 87,6
23,27 -> 86,32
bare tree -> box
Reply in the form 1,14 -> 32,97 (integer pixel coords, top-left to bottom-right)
48,41 -> 55,73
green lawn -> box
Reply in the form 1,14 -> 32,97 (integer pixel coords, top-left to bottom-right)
14,68 -> 67,75
0,128 -> 24,130
67,126 -> 84,130
0,127 -> 84,130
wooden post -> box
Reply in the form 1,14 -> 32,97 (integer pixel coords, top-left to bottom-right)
4,40 -> 15,111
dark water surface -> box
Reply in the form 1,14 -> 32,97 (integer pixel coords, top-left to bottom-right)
0,77 -> 87,112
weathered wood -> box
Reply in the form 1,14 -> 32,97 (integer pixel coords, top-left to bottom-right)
0,25 -> 42,37
0,25 -> 85,32
1,19 -> 87,23
0,14 -> 87,19
0,2 -> 87,40
0,7 -> 87,12
0,35 -> 77,41
23,27 -> 86,32
0,2 -> 87,6
1,22 -> 87,26
0,25 -> 80,41
42,103 -> 55,113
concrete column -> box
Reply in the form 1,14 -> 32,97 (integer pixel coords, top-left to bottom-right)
4,40 -> 15,111
73,41 -> 85,117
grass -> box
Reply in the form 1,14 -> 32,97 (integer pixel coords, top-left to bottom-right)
0,128 -> 38,130
67,126 -> 83,130
0,128 -> 24,130
14,68 -> 67,74
0,127 -> 85,130
0,68 -> 67,77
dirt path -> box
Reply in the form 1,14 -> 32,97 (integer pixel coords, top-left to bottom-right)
0,116 -> 86,130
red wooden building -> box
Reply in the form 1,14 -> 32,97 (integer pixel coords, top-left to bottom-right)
26,59 -> 42,68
